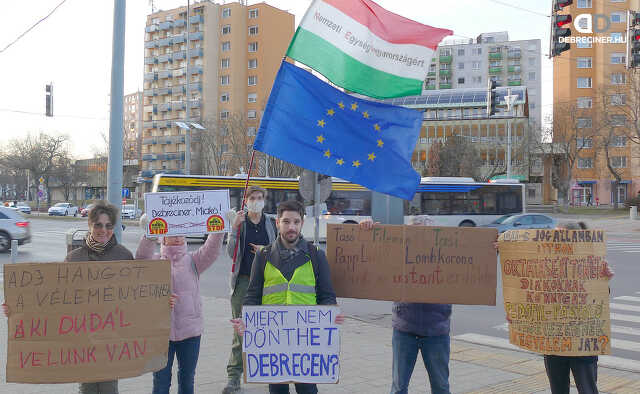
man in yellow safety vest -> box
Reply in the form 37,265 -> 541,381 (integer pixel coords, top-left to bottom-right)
231,199 -> 343,394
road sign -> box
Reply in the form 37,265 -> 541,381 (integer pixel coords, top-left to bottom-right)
38,184 -> 44,191
122,188 -> 130,198
39,177 -> 44,184
299,170 -> 332,202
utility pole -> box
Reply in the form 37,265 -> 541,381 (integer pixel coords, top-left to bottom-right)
504,89 -> 518,180
107,0 -> 126,242
184,0 -> 191,174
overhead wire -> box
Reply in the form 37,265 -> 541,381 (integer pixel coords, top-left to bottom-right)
0,0 -> 68,54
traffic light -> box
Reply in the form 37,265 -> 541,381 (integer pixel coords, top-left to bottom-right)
553,0 -> 572,12
630,29 -> 640,68
45,83 -> 53,117
551,14 -> 572,57
486,79 -> 497,117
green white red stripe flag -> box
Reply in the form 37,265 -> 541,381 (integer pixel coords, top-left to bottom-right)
286,0 -> 453,99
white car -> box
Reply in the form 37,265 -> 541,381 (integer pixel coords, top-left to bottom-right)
121,204 -> 140,219
48,202 -> 79,216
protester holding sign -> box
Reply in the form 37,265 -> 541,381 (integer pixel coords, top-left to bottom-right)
232,200 -> 343,394
360,216 -> 452,394
224,185 -> 278,394
136,214 -> 224,394
65,200 -> 134,394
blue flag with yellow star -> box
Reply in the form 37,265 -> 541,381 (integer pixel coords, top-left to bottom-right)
254,61 -> 422,200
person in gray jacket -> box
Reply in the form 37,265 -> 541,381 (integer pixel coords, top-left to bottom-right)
222,185 -> 277,393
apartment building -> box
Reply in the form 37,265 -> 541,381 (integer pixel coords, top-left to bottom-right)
553,0 -> 640,206
123,91 -> 142,162
428,32 -> 542,129
141,1 -> 294,185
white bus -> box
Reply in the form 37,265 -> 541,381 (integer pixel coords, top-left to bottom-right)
151,174 -> 524,239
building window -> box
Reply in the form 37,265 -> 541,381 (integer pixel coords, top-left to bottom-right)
457,62 -> 464,70
457,77 -> 465,84
222,41 -> 231,52
577,118 -> 592,128
222,25 -> 231,34
472,61 -> 481,70
248,93 -> 257,103
249,25 -> 258,35
611,52 -> 626,64
528,72 -> 536,81
248,110 -> 257,119
248,76 -> 257,86
248,42 -> 258,52
220,93 -> 230,102
249,8 -> 259,18
612,156 -> 627,168
222,8 -> 231,18
577,77 -> 592,88
577,57 -> 592,68
577,157 -> 593,168
457,49 -> 465,56
610,32 -> 624,43
220,111 -> 230,120
612,136 -> 627,147
610,94 -> 626,105
611,73 -> 626,84
220,75 -> 230,85
247,127 -> 257,136
439,48 -> 452,56
577,0 -> 592,8
611,12 -> 625,23
248,59 -> 258,69
611,115 -> 626,126
221,144 -> 229,153
577,138 -> 593,148
473,47 -> 482,55
577,97 -> 592,108
577,40 -> 592,49
529,57 -> 536,66
472,76 -> 482,83
221,58 -> 230,69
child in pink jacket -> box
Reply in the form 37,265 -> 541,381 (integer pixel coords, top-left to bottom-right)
136,222 -> 224,394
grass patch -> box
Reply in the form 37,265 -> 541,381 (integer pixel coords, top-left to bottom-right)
567,207 -> 628,216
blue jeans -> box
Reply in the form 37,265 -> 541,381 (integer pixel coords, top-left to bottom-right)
152,335 -> 201,394
269,383 -> 318,394
390,329 -> 450,394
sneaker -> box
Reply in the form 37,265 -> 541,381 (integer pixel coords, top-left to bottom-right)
221,378 -> 241,394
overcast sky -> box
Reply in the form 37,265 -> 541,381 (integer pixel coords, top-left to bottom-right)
0,0 -> 551,159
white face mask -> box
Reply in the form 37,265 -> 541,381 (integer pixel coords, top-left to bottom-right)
246,200 -> 265,213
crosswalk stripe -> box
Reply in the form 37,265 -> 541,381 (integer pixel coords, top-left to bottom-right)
611,303 -> 640,313
611,312 -> 640,324
614,296 -> 640,303
612,338 -> 640,353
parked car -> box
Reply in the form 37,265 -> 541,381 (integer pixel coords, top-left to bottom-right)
15,203 -> 31,214
80,203 -> 96,217
121,204 -> 141,220
481,213 -> 557,234
0,206 -> 31,252
48,202 -> 79,217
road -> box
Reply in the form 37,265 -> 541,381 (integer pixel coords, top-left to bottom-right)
2,217 -> 640,365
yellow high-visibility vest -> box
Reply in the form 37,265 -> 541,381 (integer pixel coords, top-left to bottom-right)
262,258 -> 317,305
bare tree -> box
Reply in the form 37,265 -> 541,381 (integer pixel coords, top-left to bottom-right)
199,116 -> 229,176
609,68 -> 640,145
259,152 -> 303,178
424,141 -> 442,177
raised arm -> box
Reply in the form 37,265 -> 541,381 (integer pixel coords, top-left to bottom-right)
135,236 -> 160,260
191,232 -> 225,274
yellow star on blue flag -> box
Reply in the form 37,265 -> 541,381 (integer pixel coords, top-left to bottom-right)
253,61 -> 422,200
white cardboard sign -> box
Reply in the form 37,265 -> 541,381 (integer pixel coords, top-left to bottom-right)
242,305 -> 340,384
144,190 -> 231,236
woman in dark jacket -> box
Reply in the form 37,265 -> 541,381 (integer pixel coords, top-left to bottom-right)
65,200 -> 134,394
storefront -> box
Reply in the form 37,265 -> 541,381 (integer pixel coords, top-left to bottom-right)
571,180 -> 596,206
610,180 -> 631,205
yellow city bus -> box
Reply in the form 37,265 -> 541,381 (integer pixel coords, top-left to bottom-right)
151,174 -> 524,240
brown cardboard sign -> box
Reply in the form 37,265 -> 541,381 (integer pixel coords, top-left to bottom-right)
3,260 -> 171,383
326,224 -> 498,305
498,229 -> 611,356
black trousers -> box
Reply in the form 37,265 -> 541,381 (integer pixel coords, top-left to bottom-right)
544,355 -> 598,394
268,383 -> 318,394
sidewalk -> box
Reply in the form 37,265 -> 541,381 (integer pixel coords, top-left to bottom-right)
557,216 -> 640,239
2,297 -> 640,394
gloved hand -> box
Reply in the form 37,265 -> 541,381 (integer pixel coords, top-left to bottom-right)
226,208 -> 238,229
140,214 -> 156,239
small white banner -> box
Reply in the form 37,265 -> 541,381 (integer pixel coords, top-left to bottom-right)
144,190 -> 231,236
242,305 -> 340,384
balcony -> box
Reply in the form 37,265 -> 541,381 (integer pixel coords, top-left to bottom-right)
142,137 -> 155,145
189,82 -> 202,91
189,15 -> 203,24
489,66 -> 503,74
189,31 -> 204,41
172,50 -> 186,61
158,38 -> 172,47
188,99 -> 201,109
188,48 -> 203,58
508,80 -> 522,86
141,170 -> 154,178
439,83 -> 452,89
427,71 -> 436,77
508,65 -> 521,73
143,90 -> 154,97
144,72 -> 157,81
188,65 -> 203,74
425,85 -> 436,90
439,55 -> 452,64
142,154 -> 156,161
172,34 -> 185,44
159,21 -> 173,30
438,69 -> 451,77
158,103 -> 172,112
157,87 -> 171,96
166,152 -> 178,160
144,56 -> 158,65
143,121 -> 156,129
489,52 -> 502,60
172,101 -> 186,110
145,24 -> 158,33
508,51 -> 522,59
158,54 -> 172,63
144,40 -> 158,49
174,19 -> 185,28
158,70 -> 172,79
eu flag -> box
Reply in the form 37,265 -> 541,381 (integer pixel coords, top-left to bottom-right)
254,61 -> 422,200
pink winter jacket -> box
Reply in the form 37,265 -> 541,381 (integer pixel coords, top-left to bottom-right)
135,233 -> 224,341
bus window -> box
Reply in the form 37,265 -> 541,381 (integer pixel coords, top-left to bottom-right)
325,191 -> 371,216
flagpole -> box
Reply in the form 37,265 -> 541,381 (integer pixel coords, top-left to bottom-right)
231,149 -> 257,271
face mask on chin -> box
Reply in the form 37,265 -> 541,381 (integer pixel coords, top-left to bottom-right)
247,200 -> 265,213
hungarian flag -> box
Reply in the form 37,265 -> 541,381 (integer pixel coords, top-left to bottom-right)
286,0 -> 453,99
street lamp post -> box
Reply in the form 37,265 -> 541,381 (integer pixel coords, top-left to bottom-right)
504,89 -> 518,180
